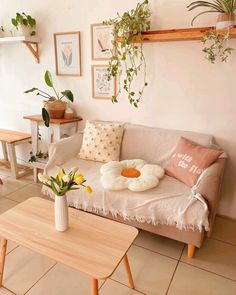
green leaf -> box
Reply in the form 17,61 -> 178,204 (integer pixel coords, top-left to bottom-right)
44,71 -> 53,88
61,90 -> 74,102
11,18 -> 18,27
24,87 -> 38,93
42,108 -> 50,127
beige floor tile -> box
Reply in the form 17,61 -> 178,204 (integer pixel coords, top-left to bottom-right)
0,198 -> 18,214
0,168 -> 12,177
3,246 -> 55,295
6,184 -> 44,203
100,279 -> 143,295
0,168 -> 32,180
112,245 -> 177,295
0,178 -> 28,198
181,239 -> 236,281
0,288 -> 15,295
6,241 -> 18,255
134,231 -> 184,259
211,216 -> 236,245
25,263 -> 104,295
168,262 -> 236,295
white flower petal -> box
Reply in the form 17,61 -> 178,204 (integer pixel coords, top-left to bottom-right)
141,164 -> 164,178
100,161 -> 123,175
122,159 -> 146,170
101,175 -> 128,191
128,175 -> 159,192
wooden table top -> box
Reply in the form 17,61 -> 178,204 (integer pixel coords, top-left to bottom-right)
23,115 -> 82,125
0,129 -> 31,143
0,197 -> 138,279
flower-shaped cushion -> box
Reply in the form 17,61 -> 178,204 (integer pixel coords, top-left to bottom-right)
100,159 -> 164,192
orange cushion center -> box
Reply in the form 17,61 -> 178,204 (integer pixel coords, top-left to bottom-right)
121,167 -> 141,178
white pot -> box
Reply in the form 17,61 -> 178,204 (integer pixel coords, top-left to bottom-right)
216,13 -> 235,30
54,195 -> 69,232
18,25 -> 34,37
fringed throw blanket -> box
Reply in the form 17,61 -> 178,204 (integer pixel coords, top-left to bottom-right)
42,158 -> 209,232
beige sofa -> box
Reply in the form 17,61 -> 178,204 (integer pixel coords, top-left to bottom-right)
43,123 -> 226,258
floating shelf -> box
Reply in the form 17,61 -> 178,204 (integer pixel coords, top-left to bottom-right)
0,36 -> 40,63
119,26 -> 236,43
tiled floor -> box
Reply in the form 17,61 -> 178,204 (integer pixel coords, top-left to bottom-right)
0,172 -> 236,295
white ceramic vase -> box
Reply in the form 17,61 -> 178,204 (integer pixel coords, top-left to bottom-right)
18,25 -> 34,37
54,195 -> 69,232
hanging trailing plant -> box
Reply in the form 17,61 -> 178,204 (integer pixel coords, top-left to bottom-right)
104,0 -> 151,107
202,30 -> 234,63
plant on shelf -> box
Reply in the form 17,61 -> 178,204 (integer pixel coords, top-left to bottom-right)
104,0 -> 151,107
25,70 -> 74,127
202,30 -> 234,63
11,12 -> 36,36
187,0 -> 236,29
0,26 -> 4,37
29,150 -> 48,163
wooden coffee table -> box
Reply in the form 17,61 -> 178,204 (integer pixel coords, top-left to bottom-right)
0,197 -> 138,295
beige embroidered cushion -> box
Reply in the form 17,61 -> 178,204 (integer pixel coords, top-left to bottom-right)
79,121 -> 124,163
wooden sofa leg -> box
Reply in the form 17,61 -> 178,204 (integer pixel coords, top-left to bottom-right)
187,244 -> 195,258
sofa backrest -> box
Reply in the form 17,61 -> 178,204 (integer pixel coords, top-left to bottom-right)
120,123 -> 215,166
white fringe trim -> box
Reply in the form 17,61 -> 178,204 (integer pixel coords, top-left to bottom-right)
42,187 -> 209,232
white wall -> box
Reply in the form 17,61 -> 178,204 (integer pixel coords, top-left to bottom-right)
0,0 -> 236,219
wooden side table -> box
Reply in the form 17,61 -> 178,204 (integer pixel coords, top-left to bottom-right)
24,115 -> 82,182
0,129 -> 31,179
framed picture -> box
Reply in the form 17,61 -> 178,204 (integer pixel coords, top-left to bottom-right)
92,65 -> 116,99
91,23 -> 114,60
54,32 -> 82,76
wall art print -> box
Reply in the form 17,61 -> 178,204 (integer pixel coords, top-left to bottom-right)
91,23 -> 113,60
54,32 -> 81,76
92,65 -> 116,99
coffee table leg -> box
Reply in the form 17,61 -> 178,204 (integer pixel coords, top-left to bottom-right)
123,254 -> 135,289
91,278 -> 98,295
0,238 -> 7,287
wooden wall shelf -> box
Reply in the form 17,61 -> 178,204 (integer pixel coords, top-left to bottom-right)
0,36 -> 40,63
120,26 -> 236,43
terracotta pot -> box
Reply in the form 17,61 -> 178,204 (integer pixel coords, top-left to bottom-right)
216,13 -> 235,30
44,100 -> 66,119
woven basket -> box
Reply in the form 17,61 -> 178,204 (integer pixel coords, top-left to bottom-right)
44,100 -> 66,119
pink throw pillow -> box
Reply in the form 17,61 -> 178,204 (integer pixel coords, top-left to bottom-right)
165,137 -> 222,187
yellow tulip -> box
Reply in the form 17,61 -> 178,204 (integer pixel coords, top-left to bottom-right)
75,176 -> 85,185
84,186 -> 92,194
56,171 -> 64,182
74,171 -> 82,178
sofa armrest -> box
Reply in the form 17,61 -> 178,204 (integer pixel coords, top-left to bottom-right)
196,158 -> 226,236
44,132 -> 83,173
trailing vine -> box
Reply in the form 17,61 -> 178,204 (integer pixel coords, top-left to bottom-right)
104,0 -> 151,107
202,30 -> 234,63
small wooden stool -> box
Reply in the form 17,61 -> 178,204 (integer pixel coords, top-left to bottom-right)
0,129 -> 31,179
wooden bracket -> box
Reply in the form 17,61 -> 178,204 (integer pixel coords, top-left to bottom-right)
24,41 -> 40,63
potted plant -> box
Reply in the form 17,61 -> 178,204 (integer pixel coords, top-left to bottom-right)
38,168 -> 92,231
187,0 -> 236,29
0,26 -> 4,37
25,70 -> 74,127
104,0 -> 151,107
11,12 -> 36,36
